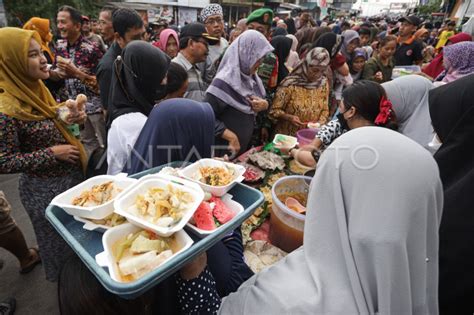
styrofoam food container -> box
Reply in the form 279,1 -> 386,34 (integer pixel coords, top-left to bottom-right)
178,159 -> 246,197
114,176 -> 204,237
272,134 -> 298,150
51,174 -> 137,220
73,215 -> 127,233
186,193 -> 244,236
95,223 -> 193,283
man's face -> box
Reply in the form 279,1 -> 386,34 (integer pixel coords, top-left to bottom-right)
359,34 -> 370,46
399,21 -> 416,37
247,22 -> 269,38
447,24 -> 455,31
115,26 -> 146,49
57,11 -> 81,40
99,10 -> 114,43
205,14 -> 224,39
190,38 -> 209,63
82,20 -> 90,33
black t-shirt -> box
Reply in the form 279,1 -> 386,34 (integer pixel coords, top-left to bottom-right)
394,39 -> 423,66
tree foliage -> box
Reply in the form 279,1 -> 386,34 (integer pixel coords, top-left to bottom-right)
417,0 -> 443,16
4,0 -> 106,26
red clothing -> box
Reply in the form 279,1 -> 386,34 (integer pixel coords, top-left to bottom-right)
330,53 -> 346,71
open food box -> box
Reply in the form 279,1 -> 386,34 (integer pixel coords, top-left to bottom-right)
46,162 -> 264,298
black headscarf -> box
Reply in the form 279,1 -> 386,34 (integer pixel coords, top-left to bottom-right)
285,18 -> 296,35
107,41 -> 170,129
125,99 -> 215,175
270,36 -> 292,85
272,27 -> 288,37
312,32 -> 343,59
429,74 -> 474,313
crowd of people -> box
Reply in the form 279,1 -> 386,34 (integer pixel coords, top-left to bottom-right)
0,3 -> 473,314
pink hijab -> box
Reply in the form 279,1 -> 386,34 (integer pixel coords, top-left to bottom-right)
153,29 -> 179,53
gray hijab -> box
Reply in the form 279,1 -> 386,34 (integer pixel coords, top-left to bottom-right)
383,75 -> 435,150
341,30 -> 360,62
219,127 -> 442,314
206,30 -> 273,115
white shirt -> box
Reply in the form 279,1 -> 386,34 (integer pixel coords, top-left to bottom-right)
107,112 -> 147,175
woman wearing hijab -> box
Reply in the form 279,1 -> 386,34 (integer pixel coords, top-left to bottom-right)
341,29 -> 361,64
206,30 -> 274,156
435,41 -> 474,84
382,75 -> 435,150
269,48 -> 330,137
423,32 -> 472,79
126,99 -> 215,174
270,35 -> 292,85
285,34 -> 300,70
295,27 -> 316,55
0,28 -> 87,281
429,74 -> 474,313
153,29 -> 179,59
312,32 -> 348,116
176,127 -> 443,314
106,41 -> 170,175
23,17 -> 55,63
272,27 -> 287,37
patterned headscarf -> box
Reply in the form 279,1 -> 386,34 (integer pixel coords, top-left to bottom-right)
200,4 -> 223,23
442,41 -> 474,81
280,47 -> 330,89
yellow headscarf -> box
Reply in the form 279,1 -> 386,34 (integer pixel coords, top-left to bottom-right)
0,27 -> 87,172
23,18 -> 55,62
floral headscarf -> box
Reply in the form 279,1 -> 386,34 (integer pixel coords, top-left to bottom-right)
280,47 -> 330,89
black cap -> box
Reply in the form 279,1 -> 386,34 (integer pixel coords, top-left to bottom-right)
399,15 -> 421,27
180,22 -> 219,44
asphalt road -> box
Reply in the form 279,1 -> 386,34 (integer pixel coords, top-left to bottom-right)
0,174 -> 59,314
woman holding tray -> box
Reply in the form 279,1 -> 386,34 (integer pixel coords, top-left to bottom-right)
0,28 -> 87,281
176,127 -> 442,314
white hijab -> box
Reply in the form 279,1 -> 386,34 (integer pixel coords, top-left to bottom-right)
382,75 -> 435,151
220,127 -> 443,314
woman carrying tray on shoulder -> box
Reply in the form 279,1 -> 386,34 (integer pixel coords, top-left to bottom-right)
0,28 -> 87,282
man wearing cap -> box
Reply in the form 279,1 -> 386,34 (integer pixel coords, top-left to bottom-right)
198,4 -> 229,84
394,15 -> 423,66
201,4 -> 228,64
172,22 -> 219,102
82,15 -> 107,53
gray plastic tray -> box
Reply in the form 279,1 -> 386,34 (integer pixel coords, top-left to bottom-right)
46,162 -> 264,298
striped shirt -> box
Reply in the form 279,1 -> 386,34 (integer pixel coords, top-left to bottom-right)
172,53 -> 208,102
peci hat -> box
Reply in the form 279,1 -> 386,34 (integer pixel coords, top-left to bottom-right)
200,4 -> 223,23
399,15 -> 421,27
180,22 -> 219,44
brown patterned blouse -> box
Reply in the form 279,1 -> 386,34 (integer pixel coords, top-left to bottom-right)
269,83 -> 330,137
0,113 -> 82,178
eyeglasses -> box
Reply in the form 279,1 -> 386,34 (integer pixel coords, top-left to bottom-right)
205,17 -> 223,25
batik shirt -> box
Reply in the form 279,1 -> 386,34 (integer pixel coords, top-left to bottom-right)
55,36 -> 103,114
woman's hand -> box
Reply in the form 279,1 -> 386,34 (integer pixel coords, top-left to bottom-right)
222,129 -> 241,156
50,145 -> 80,164
248,96 -> 268,113
65,110 -> 87,125
286,115 -> 306,128
180,253 -> 207,280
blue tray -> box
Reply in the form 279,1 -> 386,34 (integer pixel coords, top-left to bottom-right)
46,162 -> 264,299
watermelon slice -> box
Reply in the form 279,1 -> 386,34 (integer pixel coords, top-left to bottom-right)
193,201 -> 216,230
210,197 -> 236,224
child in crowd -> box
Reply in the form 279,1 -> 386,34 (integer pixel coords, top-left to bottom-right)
362,35 -> 397,83
358,27 -> 374,57
350,48 -> 368,81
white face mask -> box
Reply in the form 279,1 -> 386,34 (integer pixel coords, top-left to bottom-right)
428,134 -> 442,151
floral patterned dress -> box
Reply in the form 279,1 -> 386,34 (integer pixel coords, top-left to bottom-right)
269,83 -> 330,137
0,112 -> 83,281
